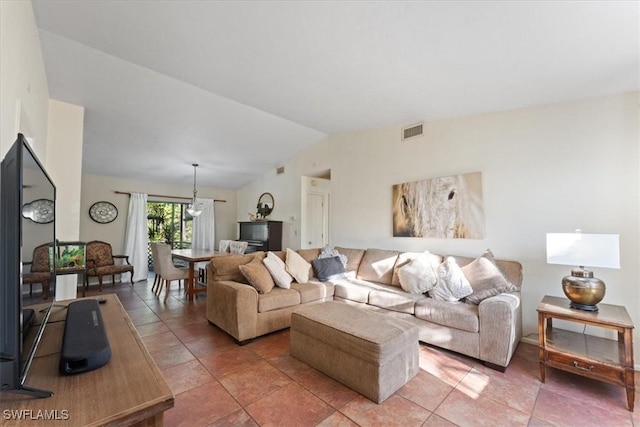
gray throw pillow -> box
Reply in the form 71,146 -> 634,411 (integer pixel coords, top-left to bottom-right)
312,256 -> 347,282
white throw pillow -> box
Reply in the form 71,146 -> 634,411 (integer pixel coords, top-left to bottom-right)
285,248 -> 311,283
397,251 -> 438,294
263,252 -> 293,289
429,257 -> 473,301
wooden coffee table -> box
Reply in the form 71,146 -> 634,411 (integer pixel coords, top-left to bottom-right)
537,295 -> 635,411
2,294 -> 174,425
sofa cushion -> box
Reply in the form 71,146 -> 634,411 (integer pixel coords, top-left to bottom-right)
297,248 -> 320,264
312,256 -> 347,282
461,250 -> 517,305
414,298 -> 480,333
286,248 -> 312,283
392,252 -> 443,287
239,255 -> 275,294
368,287 -> 427,314
429,257 -> 473,301
396,252 -> 438,294
308,279 -> 335,298
257,287 -> 301,312
208,254 -> 255,283
357,249 -> 400,285
263,251 -> 293,289
333,278 -> 381,303
291,282 -> 328,303
335,247 -> 366,278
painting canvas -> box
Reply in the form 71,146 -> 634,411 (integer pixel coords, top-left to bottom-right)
393,172 -> 485,239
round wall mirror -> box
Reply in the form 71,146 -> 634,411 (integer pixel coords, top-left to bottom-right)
256,192 -> 274,218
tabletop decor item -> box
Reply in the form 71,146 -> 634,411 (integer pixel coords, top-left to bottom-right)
546,231 -> 620,311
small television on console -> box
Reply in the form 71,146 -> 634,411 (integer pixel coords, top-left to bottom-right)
0,133 -> 56,398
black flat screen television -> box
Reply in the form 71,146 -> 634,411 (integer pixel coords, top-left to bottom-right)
0,133 -> 56,398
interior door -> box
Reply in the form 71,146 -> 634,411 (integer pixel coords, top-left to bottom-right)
304,193 -> 326,248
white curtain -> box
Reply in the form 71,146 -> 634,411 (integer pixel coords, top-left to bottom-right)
192,198 -> 215,250
122,192 -> 148,282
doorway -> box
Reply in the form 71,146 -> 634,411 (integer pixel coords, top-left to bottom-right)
301,175 -> 330,249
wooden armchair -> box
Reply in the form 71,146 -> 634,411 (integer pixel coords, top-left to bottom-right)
23,243 -> 53,299
86,240 -> 134,291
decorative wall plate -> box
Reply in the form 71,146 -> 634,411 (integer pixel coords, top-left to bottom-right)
22,198 -> 55,224
89,201 -> 118,224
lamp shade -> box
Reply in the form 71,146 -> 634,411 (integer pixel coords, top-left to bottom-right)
546,233 -> 620,269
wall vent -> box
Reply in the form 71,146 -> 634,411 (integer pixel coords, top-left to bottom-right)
402,122 -> 424,141
276,166 -> 285,175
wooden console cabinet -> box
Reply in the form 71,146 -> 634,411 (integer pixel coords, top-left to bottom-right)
1,294 -> 174,425
239,220 -> 283,252
537,295 -> 635,411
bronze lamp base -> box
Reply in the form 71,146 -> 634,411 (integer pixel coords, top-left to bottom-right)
562,267 -> 605,312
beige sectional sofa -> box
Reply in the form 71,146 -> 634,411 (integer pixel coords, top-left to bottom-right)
206,247 -> 523,370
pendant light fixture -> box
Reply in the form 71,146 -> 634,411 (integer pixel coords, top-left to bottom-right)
186,163 -> 202,217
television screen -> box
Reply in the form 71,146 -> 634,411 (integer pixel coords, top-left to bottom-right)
0,134 -> 56,398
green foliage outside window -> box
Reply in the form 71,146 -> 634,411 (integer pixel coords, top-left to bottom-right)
147,202 -> 193,249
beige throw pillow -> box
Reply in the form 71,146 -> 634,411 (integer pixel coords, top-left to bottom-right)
397,251 -> 438,294
462,250 -> 516,305
263,251 -> 293,289
286,248 -> 311,283
239,257 -> 275,294
429,257 -> 473,301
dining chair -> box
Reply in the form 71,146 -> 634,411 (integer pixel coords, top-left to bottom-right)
218,239 -> 232,253
150,243 -> 163,294
154,243 -> 189,302
229,241 -> 248,254
23,243 -> 53,299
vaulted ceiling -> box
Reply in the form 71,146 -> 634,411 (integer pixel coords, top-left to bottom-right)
32,1 -> 639,189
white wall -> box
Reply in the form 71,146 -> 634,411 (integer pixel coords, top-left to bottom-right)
239,92 -> 640,358
237,138 -> 332,248
0,0 -> 50,159
47,100 -> 85,300
80,173 -> 238,256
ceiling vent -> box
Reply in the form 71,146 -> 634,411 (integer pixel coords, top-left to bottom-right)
276,166 -> 285,175
402,122 -> 424,141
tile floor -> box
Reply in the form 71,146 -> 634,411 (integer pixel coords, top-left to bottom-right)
26,279 -> 639,426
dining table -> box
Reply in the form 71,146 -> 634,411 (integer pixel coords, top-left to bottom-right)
171,248 -> 230,301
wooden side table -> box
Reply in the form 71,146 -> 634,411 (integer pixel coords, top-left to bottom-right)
538,295 -> 635,411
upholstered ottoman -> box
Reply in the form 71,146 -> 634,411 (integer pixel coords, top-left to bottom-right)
290,301 -> 419,403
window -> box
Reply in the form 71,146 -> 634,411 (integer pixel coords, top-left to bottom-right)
147,201 -> 194,269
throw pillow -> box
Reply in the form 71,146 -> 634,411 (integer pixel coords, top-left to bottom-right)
263,251 -> 293,289
461,249 -> 516,305
429,257 -> 473,301
239,259 -> 275,294
286,248 -> 311,283
312,256 -> 347,282
397,252 -> 438,294
318,245 -> 348,267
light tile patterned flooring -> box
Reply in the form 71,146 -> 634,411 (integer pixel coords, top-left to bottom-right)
26,278 -> 639,426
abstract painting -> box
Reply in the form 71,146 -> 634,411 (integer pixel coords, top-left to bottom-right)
392,172 -> 485,239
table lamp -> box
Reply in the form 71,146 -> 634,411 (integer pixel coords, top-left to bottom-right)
546,232 -> 620,311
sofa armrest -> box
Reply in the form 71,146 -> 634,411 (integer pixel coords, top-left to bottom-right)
206,280 -> 259,342
478,292 -> 522,368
